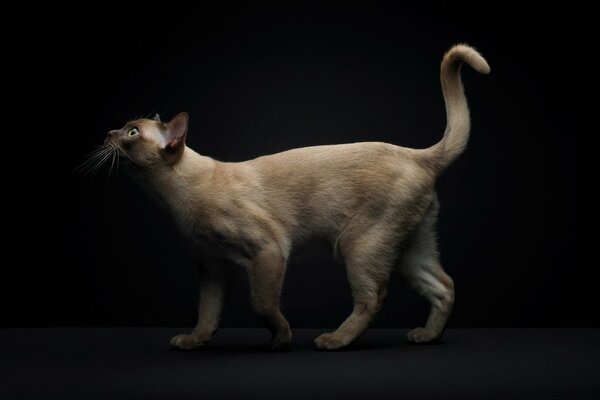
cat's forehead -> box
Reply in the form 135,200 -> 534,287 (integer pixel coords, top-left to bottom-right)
125,118 -> 160,129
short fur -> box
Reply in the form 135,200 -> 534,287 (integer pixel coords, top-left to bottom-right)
98,44 -> 489,350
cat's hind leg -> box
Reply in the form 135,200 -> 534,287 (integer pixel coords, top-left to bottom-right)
247,243 -> 292,350
400,200 -> 455,344
171,259 -> 232,350
314,226 -> 395,350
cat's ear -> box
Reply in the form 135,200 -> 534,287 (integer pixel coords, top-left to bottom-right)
153,113 -> 161,122
161,112 -> 188,160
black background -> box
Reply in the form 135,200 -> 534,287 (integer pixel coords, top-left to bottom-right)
6,1 -> 583,329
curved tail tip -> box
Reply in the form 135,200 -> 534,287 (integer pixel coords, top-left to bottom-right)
447,43 -> 491,75
478,60 -> 491,75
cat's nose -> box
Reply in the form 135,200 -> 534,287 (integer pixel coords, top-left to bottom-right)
107,130 -> 119,138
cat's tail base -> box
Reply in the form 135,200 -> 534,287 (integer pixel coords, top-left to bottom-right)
427,44 -> 489,171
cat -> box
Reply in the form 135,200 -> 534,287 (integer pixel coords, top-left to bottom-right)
88,44 -> 489,350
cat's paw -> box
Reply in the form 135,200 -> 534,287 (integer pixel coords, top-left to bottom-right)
170,333 -> 208,350
271,329 -> 292,351
314,332 -> 350,350
407,327 -> 440,344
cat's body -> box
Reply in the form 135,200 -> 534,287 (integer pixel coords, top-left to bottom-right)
147,142 -> 432,263
98,44 -> 489,350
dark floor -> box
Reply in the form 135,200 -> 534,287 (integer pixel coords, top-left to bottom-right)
0,328 -> 598,399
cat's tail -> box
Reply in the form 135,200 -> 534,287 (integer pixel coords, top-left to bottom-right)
426,44 -> 490,171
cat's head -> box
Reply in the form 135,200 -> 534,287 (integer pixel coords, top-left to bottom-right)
104,112 -> 189,169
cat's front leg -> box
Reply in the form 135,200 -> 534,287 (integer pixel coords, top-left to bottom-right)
247,243 -> 292,350
171,259 -> 232,350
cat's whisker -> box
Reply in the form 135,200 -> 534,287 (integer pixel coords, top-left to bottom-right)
144,109 -> 156,120
76,145 -> 109,165
85,145 -> 107,155
107,149 -> 117,177
75,147 -> 112,173
80,157 -> 105,176
115,143 -> 137,165
84,147 -> 111,162
82,147 -> 111,164
94,150 -> 113,168
85,150 -> 113,176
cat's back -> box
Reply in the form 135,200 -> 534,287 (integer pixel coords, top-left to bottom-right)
245,141 -> 436,205
248,141 -> 428,178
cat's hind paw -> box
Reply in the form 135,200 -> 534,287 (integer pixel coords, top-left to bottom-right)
170,334 -> 208,351
314,332 -> 350,350
407,327 -> 441,344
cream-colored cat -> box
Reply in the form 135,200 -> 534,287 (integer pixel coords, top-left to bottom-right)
91,44 -> 489,350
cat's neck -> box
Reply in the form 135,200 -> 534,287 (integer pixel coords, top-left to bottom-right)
130,146 -> 216,212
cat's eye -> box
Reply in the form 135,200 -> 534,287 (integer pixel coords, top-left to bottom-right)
127,127 -> 140,137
